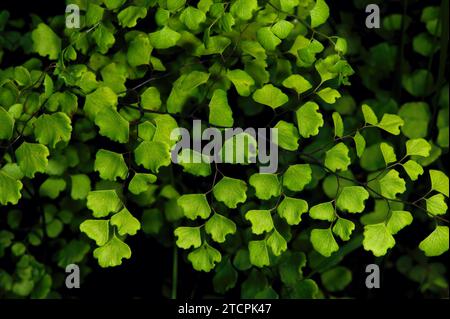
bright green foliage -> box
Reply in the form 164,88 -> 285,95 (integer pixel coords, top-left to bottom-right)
252,84 -> 288,109
283,164 -> 312,192
353,131 -> 366,158
227,69 -> 255,96
248,240 -> 269,268
380,143 -> 397,165
31,23 -> 61,60
230,0 -> 258,21
309,202 -> 335,221
406,138 -> 431,157
362,104 -> 378,125
386,210 -> 413,235
95,107 -> 129,143
80,220 -> 110,246
267,230 -> 287,256
209,89 -> 234,127
317,88 -> 341,104
363,223 -> 396,257
180,6 -> 206,31
205,214 -> 237,243
402,160 -> 424,181
141,87 -> 162,111
110,208 -> 141,236
128,173 -> 157,195
429,170 -> 449,197
33,113 -> 72,148
282,75 -> 312,95
93,235 -> 132,268
379,170 -> 406,199
134,141 -> 171,173
0,0 -> 447,300
249,173 -> 280,200
336,186 -> 369,213
117,6 -> 147,28
426,194 -> 447,215
277,197 -> 309,225
174,227 -> 202,249
310,0 -> 329,28
188,242 -> 222,272
274,121 -> 300,151
419,226 -> 449,257
177,194 -> 211,220
332,112 -> 344,137
213,177 -> 247,208
332,218 -> 355,241
177,149 -> 211,177
0,171 -> 23,205
83,87 -> 118,120
149,26 -> 181,49
86,190 -> 122,218
310,229 -> 338,257
325,143 -> 351,172
15,142 -> 49,178
296,102 -> 324,138
245,210 -> 274,235
0,107 -> 14,140
377,114 -> 404,135
94,150 -> 128,181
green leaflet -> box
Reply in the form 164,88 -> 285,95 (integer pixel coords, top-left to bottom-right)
309,201 -> 335,222
110,208 -> 141,236
177,194 -> 211,220
174,227 -> 202,249
277,196 -> 308,225
134,140 -> 171,173
419,226 -> 449,257
363,223 -> 395,257
248,240 -> 270,268
188,242 -> 222,272
208,89 -> 234,127
93,235 -> 132,268
429,170 -> 449,197
86,190 -> 123,218
94,149 -> 128,181
80,219 -> 110,246
245,210 -> 274,235
31,23 -> 61,60
0,107 -> 14,140
296,102 -> 324,138
128,173 -> 157,195
0,170 -> 23,205
252,84 -> 288,109
310,0 -> 330,28
325,143 -> 351,172
336,186 -> 369,213
213,177 -> 247,208
282,74 -> 312,95
205,213 -> 236,243
94,107 -> 129,143
283,164 -> 312,192
249,173 -> 280,200
15,142 -> 49,178
310,228 -> 339,257
274,120 -> 300,151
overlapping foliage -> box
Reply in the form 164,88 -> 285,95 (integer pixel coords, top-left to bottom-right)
0,0 -> 448,298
